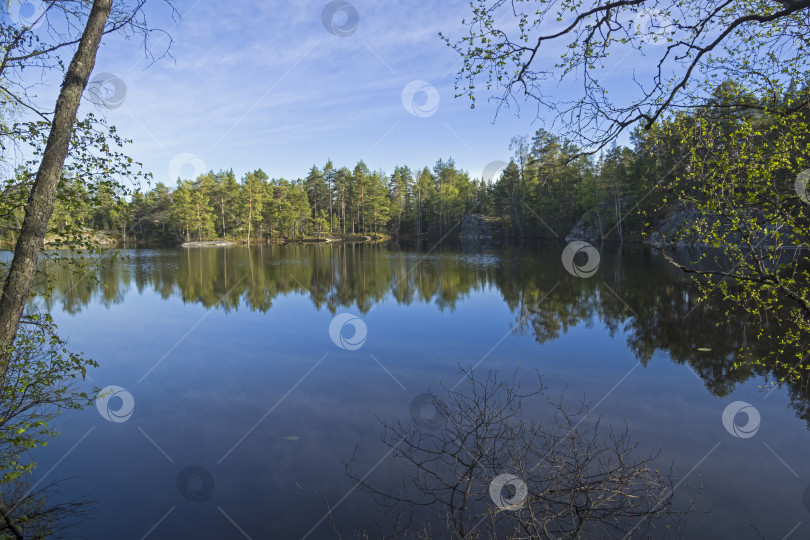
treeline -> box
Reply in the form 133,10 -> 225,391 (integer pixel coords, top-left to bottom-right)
34,132 -> 659,244
93,159 -> 488,243
46,137 -> 654,244
4,80 -> 806,247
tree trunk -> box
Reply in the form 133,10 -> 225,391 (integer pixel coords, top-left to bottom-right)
0,0 -> 112,380
594,177 -> 604,240
614,181 -> 623,244
221,195 -> 226,237
511,195 -> 524,238
247,189 -> 252,244
328,182 -> 333,232
417,198 -> 423,237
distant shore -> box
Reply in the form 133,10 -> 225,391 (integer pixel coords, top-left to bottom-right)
180,233 -> 389,247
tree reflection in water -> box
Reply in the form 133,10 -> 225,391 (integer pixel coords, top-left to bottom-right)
33,243 -> 810,429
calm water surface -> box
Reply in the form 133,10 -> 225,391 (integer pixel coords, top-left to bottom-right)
21,244 -> 810,538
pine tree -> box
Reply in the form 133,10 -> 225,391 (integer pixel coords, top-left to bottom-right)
334,167 -> 351,234
304,165 -> 327,223
241,169 -> 268,243
389,166 -> 412,238
191,187 -> 216,241
213,170 -> 239,237
367,170 -> 391,237
351,161 -> 371,234
323,160 -> 337,232
413,167 -> 434,237
171,182 -> 195,242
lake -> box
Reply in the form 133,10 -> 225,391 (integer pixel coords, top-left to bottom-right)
21,243 -> 810,538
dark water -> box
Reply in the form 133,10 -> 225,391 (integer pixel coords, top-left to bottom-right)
20,244 -> 810,538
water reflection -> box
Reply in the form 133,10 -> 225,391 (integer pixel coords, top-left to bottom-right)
34,243 -> 810,429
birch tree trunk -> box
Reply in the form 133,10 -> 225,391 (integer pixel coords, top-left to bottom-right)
0,0 -> 113,380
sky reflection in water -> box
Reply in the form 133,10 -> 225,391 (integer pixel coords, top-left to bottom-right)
21,244 -> 810,539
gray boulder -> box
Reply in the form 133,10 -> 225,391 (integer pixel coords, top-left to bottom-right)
459,214 -> 496,240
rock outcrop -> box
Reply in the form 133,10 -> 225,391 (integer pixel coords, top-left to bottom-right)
643,204 -> 700,247
459,214 -> 498,240
564,199 -> 702,246
565,200 -> 628,243
565,205 -> 608,243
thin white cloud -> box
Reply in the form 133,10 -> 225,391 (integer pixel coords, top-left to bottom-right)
78,0 -> 548,182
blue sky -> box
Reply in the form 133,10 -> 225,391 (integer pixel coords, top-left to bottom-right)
70,0 -> 641,185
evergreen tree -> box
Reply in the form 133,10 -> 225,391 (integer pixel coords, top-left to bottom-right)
323,160 -> 337,231
413,166 -> 434,238
334,167 -> 351,234
389,165 -> 412,238
241,169 -> 268,242
171,182 -> 195,242
304,165 -> 327,223
351,161 -> 371,234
